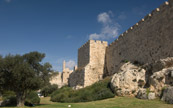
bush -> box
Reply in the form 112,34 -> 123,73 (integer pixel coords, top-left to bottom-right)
50,77 -> 115,103
25,91 -> 40,105
40,84 -> 58,97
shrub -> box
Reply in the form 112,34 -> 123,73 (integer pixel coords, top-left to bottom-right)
41,84 -> 58,97
25,91 -> 40,105
50,77 -> 115,103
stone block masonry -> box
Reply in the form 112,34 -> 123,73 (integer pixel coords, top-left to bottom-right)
105,0 -> 173,76
69,40 -> 108,89
62,60 -> 73,85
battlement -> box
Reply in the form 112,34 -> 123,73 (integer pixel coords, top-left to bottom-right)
79,40 -> 108,50
78,40 -> 108,68
109,0 -> 171,47
106,0 -> 173,76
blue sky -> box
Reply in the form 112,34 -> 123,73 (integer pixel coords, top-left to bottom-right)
0,0 -> 166,72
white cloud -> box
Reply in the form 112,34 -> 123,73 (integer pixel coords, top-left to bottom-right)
5,0 -> 11,3
89,11 -> 120,40
66,60 -> 76,69
89,33 -> 100,40
98,12 -> 111,24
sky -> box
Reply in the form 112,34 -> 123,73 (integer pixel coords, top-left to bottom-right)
0,0 -> 166,72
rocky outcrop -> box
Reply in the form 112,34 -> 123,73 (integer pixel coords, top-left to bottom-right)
149,67 -> 173,96
148,58 -> 173,96
136,88 -> 156,100
136,88 -> 148,99
161,86 -> 173,104
148,92 -> 156,100
110,62 -> 146,96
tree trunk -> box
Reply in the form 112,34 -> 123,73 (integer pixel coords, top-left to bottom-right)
16,92 -> 25,107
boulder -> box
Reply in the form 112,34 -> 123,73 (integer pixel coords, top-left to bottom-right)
148,92 -> 156,100
149,67 -> 173,96
161,86 -> 173,104
136,88 -> 148,99
110,62 -> 146,96
136,88 -> 156,100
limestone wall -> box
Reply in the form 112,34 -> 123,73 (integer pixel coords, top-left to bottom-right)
84,40 -> 108,87
78,41 -> 90,68
62,60 -> 73,85
50,73 -> 63,88
69,40 -> 108,88
68,68 -> 85,89
105,0 -> 173,76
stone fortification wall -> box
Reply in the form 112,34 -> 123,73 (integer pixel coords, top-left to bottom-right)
84,40 -> 108,87
69,40 -> 108,88
105,0 -> 173,76
62,60 -> 73,85
68,68 -> 85,89
50,73 -> 63,88
78,41 -> 90,68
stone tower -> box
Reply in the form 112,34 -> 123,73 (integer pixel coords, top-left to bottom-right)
69,40 -> 108,89
61,60 -> 73,85
63,60 -> 66,71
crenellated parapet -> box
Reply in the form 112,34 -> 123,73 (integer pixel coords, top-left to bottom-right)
106,0 -> 173,76
109,1 -> 171,48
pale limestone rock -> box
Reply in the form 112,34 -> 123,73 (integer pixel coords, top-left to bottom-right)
136,88 -> 147,99
136,89 -> 156,100
111,62 -> 146,96
161,86 -> 173,104
148,92 -> 156,100
149,67 -> 173,96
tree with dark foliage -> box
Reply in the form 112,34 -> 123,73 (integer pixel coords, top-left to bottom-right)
0,52 -> 53,107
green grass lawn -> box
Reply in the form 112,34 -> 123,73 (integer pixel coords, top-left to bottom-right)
1,97 -> 173,108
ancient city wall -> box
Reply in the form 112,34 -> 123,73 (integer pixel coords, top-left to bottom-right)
105,0 -> 173,76
62,61 -> 73,85
78,41 -> 90,68
50,73 -> 63,88
69,40 -> 108,88
84,40 -> 108,87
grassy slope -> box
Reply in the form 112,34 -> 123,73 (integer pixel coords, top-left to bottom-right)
1,97 -> 173,108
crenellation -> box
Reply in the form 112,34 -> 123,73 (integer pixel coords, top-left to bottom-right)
165,1 -> 169,5
89,40 -> 95,44
106,0 -> 173,76
102,41 -> 108,44
156,8 -> 160,12
113,0 -> 171,49
96,40 -> 101,44
142,18 -> 145,21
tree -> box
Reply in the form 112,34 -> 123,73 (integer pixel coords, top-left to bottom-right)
0,52 -> 52,107
40,84 -> 58,97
